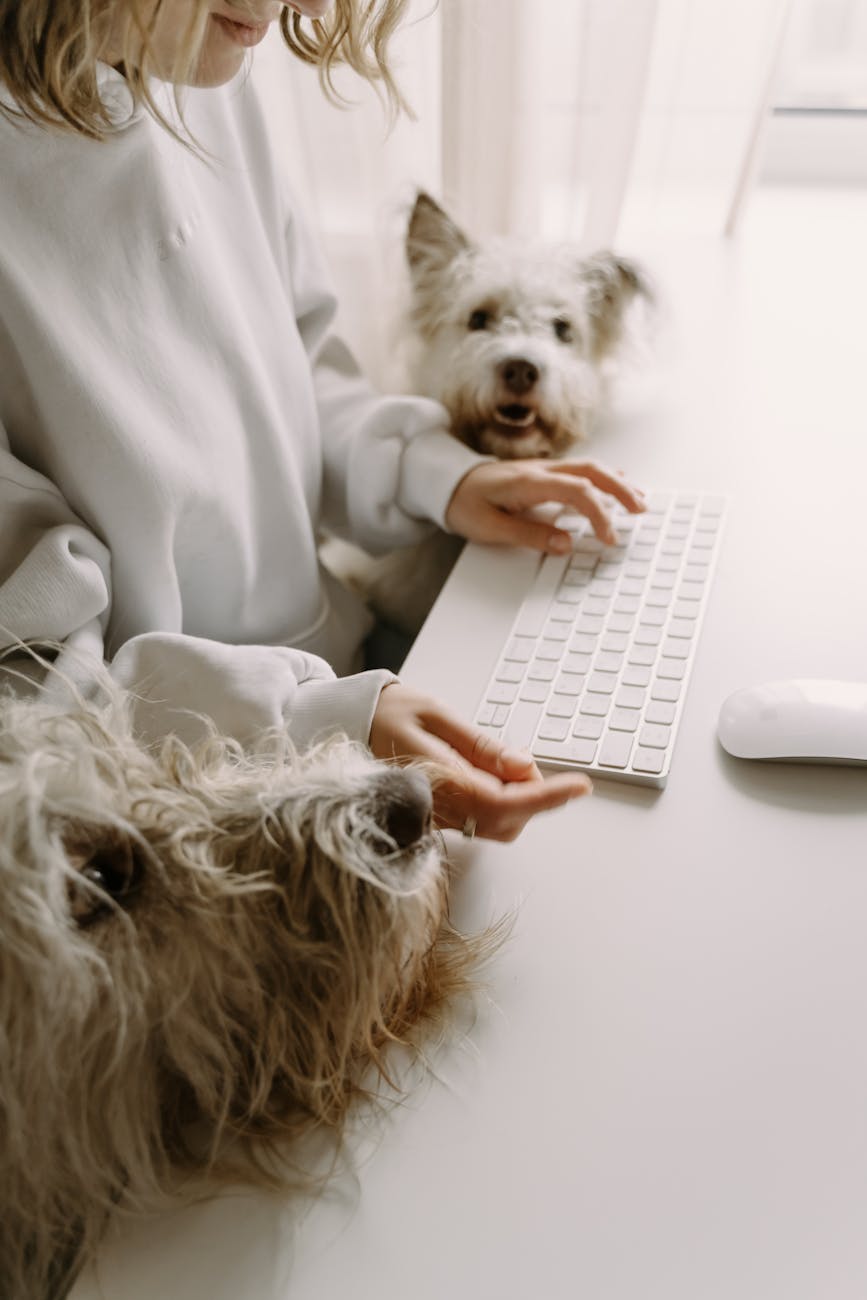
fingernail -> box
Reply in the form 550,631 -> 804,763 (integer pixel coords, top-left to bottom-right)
503,748 -> 534,766
548,534 -> 571,555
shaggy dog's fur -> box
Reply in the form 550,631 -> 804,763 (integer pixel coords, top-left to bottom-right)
0,673 -> 484,1299
324,192 -> 652,635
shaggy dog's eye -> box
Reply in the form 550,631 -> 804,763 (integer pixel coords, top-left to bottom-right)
66,834 -> 145,928
468,308 -> 491,331
553,317 -> 574,343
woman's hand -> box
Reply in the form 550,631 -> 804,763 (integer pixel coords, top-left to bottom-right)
445,458 -> 646,553
369,683 -> 591,841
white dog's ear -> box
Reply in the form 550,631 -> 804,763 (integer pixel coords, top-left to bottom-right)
580,252 -> 653,359
406,192 -> 473,285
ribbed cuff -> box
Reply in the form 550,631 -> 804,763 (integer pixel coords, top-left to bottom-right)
399,427 -> 492,530
289,668 -> 398,749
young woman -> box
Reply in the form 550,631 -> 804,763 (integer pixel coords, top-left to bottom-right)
0,0 -> 645,837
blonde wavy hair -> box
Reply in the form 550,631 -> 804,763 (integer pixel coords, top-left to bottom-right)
0,0 -> 413,139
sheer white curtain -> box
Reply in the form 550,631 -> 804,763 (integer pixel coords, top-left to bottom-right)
254,0 -> 791,382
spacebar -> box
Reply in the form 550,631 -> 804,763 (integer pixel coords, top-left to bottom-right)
503,702 -> 542,750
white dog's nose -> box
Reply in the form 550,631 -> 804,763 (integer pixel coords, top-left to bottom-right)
499,358 -> 539,395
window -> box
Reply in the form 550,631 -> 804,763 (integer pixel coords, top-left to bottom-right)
761,0 -> 867,184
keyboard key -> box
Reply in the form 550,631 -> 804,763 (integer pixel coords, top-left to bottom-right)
645,700 -> 676,725
573,716 -> 605,740
635,624 -> 662,646
584,597 -> 611,617
506,637 -> 535,662
546,695 -> 577,719
639,724 -> 671,750
542,620 -> 571,641
594,651 -> 623,673
569,552 -> 597,570
580,693 -> 611,717
608,613 -> 635,633
576,614 -> 604,635
622,665 -> 651,687
554,671 -> 585,695
632,746 -> 665,775
640,606 -> 666,627
672,601 -> 698,620
614,595 -> 640,614
528,659 -> 557,681
603,629 -> 631,650
504,701 -> 544,749
600,631 -> 629,653
599,731 -> 634,768
683,565 -> 708,583
644,588 -> 672,608
487,682 -> 518,705
668,619 -> 695,640
615,685 -> 646,710
651,679 -> 682,703
656,657 -> 685,680
535,737 -> 598,764
628,643 -> 657,666
538,716 -> 570,741
537,639 -> 566,660
609,707 -> 639,732
496,661 -> 525,683
588,672 -> 617,694
677,582 -> 704,602
660,637 -> 689,659
520,679 -> 550,703
570,633 -> 598,655
549,601 -> 578,620
564,651 -> 592,674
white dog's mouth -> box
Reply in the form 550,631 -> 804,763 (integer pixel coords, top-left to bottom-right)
494,403 -> 536,430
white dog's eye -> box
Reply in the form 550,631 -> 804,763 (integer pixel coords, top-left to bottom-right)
553,317 -> 574,343
467,308 -> 491,331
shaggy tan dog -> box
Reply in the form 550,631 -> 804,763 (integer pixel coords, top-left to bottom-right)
0,673 -> 485,1299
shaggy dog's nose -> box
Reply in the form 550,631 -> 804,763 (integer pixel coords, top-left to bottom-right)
499,357 -> 539,395
378,768 -> 434,848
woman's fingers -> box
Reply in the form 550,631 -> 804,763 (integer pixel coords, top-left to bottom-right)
432,767 -> 593,840
369,684 -> 592,841
548,460 -> 647,513
416,703 -> 540,780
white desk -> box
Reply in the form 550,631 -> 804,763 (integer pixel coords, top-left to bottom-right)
74,190 -> 867,1300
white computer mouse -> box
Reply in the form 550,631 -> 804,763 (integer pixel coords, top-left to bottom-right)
718,679 -> 867,765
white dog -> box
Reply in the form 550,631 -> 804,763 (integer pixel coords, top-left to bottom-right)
325,192 -> 651,637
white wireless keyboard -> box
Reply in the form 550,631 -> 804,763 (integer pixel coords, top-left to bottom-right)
473,491 -> 725,788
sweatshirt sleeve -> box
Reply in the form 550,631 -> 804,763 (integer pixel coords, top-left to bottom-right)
283,197 -> 490,555
0,441 -> 394,749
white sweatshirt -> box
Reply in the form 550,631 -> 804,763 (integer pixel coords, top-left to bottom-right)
0,66 -> 483,747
